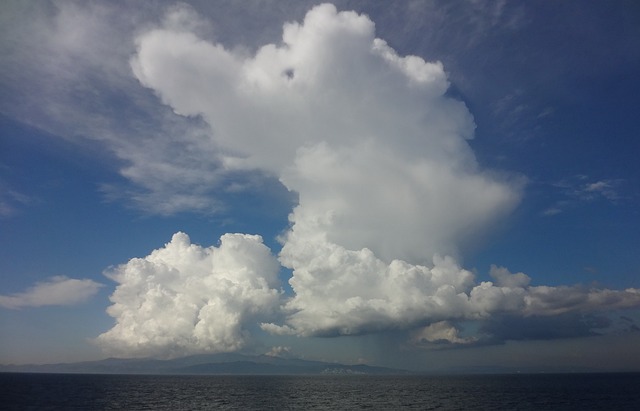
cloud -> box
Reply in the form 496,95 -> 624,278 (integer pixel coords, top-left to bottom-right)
96,232 -> 282,358
479,313 -> 610,342
583,180 -> 621,201
411,293 -> 640,349
522,285 -> 640,316
265,345 -> 292,358
489,264 -> 530,288
541,206 -> 563,217
92,4 -> 640,356
267,242 -> 640,337
0,276 -> 103,309
270,245 -> 478,336
130,2 -> 522,336
132,3 -> 522,263
410,321 -> 478,346
97,230 -> 640,355
415,312 -> 623,350
1,1 -> 234,215
0,182 -> 33,218
544,176 -> 625,215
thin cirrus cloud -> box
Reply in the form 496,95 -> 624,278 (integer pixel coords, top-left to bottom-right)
0,276 -> 103,309
0,183 -> 32,218
90,4 -> 640,358
543,176 -> 625,216
1,0 -> 227,216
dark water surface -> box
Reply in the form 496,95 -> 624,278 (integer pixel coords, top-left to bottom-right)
2,372 -> 639,410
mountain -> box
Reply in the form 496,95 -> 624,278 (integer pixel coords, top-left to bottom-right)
0,353 -> 410,375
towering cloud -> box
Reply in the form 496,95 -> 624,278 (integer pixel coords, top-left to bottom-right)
132,4 -> 520,263
97,233 -> 281,357
96,4 -> 640,356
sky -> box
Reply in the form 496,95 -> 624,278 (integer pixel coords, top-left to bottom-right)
1,0 -> 640,372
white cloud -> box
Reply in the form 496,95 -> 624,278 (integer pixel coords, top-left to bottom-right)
132,3 -> 522,262
96,232 -> 282,358
280,142 -> 520,264
270,234 -> 640,337
271,239 -> 477,336
98,229 -> 640,354
132,4 -> 478,175
265,345 -> 292,358
2,1 -> 637,360
411,321 -> 478,346
111,3 -> 640,350
0,276 -> 103,309
582,180 -> 621,201
489,264 -> 531,288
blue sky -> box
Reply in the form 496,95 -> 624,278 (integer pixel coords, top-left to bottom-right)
1,1 -> 639,371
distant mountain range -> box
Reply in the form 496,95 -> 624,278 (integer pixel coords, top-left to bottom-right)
2,354 -> 614,375
0,353 -> 410,375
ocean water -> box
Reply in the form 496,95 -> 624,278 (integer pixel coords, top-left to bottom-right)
2,372 -> 639,410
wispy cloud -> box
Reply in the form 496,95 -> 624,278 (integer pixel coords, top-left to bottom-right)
543,176 -> 625,216
582,180 -> 621,201
1,1 -> 234,215
0,276 -> 103,309
0,188 -> 32,218
0,178 -> 33,218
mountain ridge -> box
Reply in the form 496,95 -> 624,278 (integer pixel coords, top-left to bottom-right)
0,353 -> 410,375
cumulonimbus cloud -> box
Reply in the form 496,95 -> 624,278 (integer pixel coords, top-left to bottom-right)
131,3 -> 522,263
0,276 -> 103,309
96,3 -> 640,356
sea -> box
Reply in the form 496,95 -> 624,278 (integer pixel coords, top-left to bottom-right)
1,372 -> 639,410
